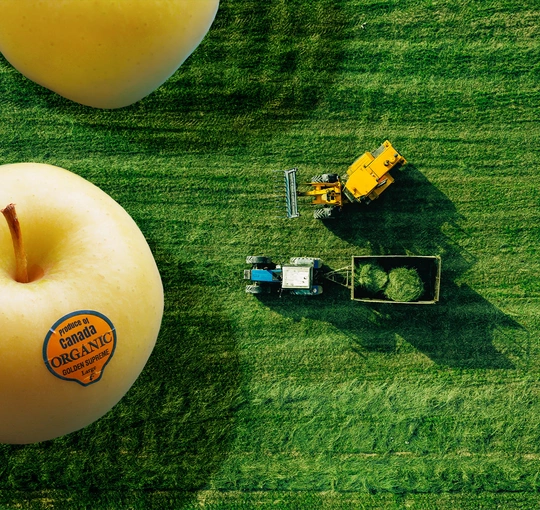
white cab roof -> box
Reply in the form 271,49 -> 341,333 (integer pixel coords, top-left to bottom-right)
281,265 -> 312,289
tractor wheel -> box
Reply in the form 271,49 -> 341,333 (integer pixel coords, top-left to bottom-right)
246,256 -> 272,265
290,257 -> 323,269
321,173 -> 339,183
310,174 -> 338,183
311,285 -> 323,295
313,207 -> 339,220
245,284 -> 265,294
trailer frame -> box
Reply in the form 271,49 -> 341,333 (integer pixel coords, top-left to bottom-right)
326,255 -> 441,304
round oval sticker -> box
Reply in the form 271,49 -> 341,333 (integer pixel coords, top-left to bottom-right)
43,311 -> 117,386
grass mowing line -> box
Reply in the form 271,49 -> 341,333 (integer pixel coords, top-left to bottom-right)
4,489 -> 540,510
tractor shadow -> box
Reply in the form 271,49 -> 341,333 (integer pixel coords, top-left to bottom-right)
323,164 -> 527,368
257,276 -> 523,369
261,165 -> 527,369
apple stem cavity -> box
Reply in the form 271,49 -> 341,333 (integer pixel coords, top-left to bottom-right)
1,203 -> 29,284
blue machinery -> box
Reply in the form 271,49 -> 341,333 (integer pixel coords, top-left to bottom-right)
244,256 -> 323,296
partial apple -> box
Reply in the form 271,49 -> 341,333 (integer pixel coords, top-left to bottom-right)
0,163 -> 164,443
0,0 -> 219,108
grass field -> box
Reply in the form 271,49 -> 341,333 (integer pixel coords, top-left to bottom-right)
0,0 -> 539,508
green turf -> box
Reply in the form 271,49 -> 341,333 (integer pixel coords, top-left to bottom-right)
0,0 -> 540,507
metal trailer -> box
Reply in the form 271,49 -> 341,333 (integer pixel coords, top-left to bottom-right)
325,255 -> 442,304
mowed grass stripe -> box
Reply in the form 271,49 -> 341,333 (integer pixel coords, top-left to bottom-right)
209,452 -> 540,493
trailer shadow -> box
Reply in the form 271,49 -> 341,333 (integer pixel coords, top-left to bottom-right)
361,280 -> 526,368
256,274 -> 525,369
261,165 -> 528,369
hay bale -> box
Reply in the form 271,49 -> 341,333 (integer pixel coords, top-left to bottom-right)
354,262 -> 388,294
384,267 -> 424,302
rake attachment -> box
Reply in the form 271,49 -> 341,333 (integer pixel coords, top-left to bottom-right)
274,168 -> 300,219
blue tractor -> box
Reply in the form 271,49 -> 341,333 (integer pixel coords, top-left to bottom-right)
244,256 -> 323,296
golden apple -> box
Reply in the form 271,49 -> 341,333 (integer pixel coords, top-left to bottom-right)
0,163 -> 164,443
0,0 -> 219,108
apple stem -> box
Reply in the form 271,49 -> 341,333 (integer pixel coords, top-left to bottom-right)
1,203 -> 29,284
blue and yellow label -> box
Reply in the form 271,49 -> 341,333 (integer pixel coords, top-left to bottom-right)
43,310 -> 116,386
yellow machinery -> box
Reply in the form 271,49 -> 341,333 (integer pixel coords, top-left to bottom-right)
283,140 -> 406,219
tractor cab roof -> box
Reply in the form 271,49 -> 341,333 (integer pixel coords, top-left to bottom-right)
281,265 -> 313,289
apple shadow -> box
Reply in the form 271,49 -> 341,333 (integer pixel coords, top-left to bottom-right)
140,0 -> 348,117
254,165 -> 528,369
0,250 -> 240,507
125,0 -> 349,155
0,0 -> 348,157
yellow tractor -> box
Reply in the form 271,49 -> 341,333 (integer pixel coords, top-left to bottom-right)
283,140 -> 406,219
